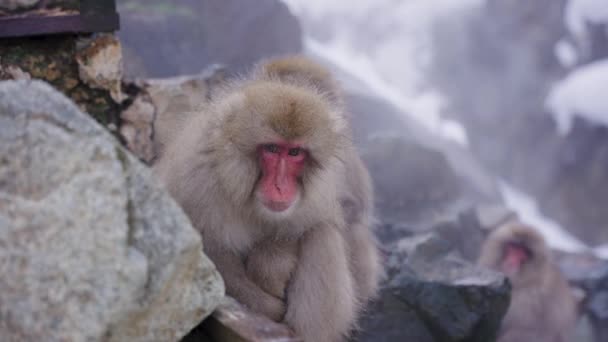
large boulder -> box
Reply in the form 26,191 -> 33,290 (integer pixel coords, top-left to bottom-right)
305,54 -> 502,236
0,80 -> 224,341
345,92 -> 501,236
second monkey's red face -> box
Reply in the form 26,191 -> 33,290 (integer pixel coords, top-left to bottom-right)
501,241 -> 532,277
257,142 -> 307,213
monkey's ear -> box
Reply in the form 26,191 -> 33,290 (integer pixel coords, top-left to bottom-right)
256,55 -> 342,104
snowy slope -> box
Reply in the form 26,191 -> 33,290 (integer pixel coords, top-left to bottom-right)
499,182 -> 589,253
546,59 -> 608,135
565,0 -> 608,38
281,0 -> 483,146
547,0 -> 608,135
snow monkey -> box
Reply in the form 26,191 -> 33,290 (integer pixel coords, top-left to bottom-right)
478,222 -> 578,342
154,56 -> 381,341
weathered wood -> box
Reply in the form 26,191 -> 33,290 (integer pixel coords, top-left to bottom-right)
0,14 -> 119,37
0,0 -> 118,38
183,298 -> 301,342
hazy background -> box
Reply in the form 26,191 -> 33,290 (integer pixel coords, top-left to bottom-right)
281,0 -> 608,255
117,0 -> 608,256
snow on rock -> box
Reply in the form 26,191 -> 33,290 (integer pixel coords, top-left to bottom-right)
565,0 -> 608,37
554,39 -> 579,68
561,0 -> 608,65
499,182 -> 590,254
306,38 -> 469,146
594,245 -> 608,259
546,59 -> 608,135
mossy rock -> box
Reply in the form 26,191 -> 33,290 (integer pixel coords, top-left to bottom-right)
0,35 -> 120,129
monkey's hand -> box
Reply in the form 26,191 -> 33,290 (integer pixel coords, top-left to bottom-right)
246,239 -> 299,299
284,224 -> 356,342
250,292 -> 286,322
206,247 -> 287,322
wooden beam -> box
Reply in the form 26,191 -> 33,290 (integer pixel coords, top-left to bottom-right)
0,0 -> 119,38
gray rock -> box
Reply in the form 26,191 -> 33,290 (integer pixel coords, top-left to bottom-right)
76,34 -> 125,103
361,135 -> 469,230
0,80 -> 224,342
120,66 -> 225,163
307,55 -> 501,233
355,233 -> 510,342
558,253 -> 608,342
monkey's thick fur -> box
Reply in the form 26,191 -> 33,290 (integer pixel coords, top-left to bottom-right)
154,56 -> 381,341
478,223 -> 578,342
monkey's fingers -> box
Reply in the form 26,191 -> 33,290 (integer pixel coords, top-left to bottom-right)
250,294 -> 286,322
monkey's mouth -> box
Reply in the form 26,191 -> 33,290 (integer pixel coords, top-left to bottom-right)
263,200 -> 292,212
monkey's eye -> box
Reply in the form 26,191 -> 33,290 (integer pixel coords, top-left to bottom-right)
288,148 -> 301,156
264,144 -> 280,153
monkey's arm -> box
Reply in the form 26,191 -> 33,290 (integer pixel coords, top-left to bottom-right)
340,152 -> 382,305
345,222 -> 382,304
205,246 -> 286,322
246,240 -> 299,299
284,224 -> 356,342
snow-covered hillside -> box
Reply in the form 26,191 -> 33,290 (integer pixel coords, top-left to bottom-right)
546,0 -> 608,135
546,59 -> 608,135
282,0 -> 482,145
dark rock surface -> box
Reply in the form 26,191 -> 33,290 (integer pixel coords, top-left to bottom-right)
558,253 -> 608,342
355,233 -> 510,342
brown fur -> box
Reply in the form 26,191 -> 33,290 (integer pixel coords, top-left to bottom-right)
254,55 -> 343,105
478,222 -> 578,342
154,56 -> 381,341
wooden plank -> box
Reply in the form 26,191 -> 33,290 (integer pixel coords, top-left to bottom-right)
0,13 -> 119,38
0,0 -> 118,38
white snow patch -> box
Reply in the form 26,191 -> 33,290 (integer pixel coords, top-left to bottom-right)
282,0 -> 378,19
546,59 -> 608,135
554,39 -> 579,68
594,245 -> 608,259
565,0 -> 608,37
281,0 -> 481,146
306,37 -> 469,146
499,182 -> 589,253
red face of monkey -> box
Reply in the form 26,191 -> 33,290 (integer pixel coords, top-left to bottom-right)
501,241 -> 532,277
257,142 -> 308,213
